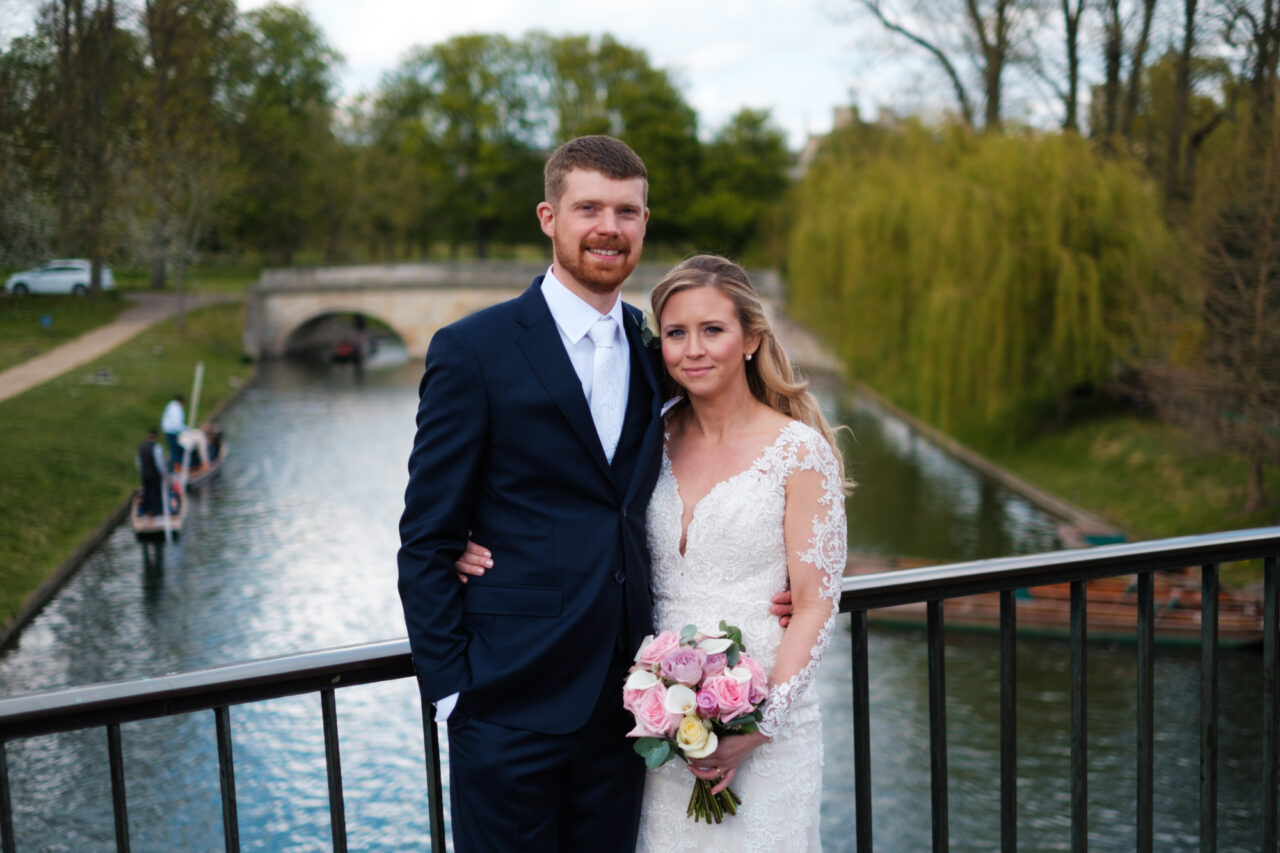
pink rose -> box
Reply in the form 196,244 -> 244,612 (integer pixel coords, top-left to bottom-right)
635,631 -> 680,668
626,684 -> 680,737
703,675 -> 754,724
702,653 -> 727,678
739,654 -> 768,705
659,647 -> 707,686
695,688 -> 719,718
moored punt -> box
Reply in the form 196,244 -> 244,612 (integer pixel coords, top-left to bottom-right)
845,553 -> 1265,647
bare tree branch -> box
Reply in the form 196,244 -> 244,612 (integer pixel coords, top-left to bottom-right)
855,0 -> 977,125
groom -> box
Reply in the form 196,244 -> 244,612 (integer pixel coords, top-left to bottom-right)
398,135 -> 662,851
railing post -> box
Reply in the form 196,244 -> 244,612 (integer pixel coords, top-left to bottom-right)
1137,572 -> 1154,853
421,704 -> 447,852
215,706 -> 240,853
1201,564 -> 1219,853
1070,581 -> 1087,853
999,590 -> 1016,853
107,723 -> 130,852
851,609 -> 872,853
927,599 -> 948,852
1264,555 -> 1278,853
321,689 -> 347,852
0,742 -> 14,853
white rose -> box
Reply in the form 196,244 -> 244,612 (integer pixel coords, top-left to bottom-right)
727,665 -> 752,685
664,684 -> 698,715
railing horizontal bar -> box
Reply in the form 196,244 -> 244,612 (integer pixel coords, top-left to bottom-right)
0,640 -> 413,740
840,528 -> 1280,612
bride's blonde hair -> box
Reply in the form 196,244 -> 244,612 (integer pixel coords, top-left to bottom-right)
650,254 -> 849,486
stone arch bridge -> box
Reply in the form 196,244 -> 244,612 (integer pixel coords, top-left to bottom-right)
243,261 -> 791,361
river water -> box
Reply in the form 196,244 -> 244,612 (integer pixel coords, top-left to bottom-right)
0,354 -> 1266,851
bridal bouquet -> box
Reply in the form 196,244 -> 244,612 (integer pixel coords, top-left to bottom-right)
624,622 -> 767,823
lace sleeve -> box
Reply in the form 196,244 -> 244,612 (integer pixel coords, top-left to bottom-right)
757,428 -> 847,738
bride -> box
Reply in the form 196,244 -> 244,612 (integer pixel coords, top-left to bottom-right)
635,254 -> 848,852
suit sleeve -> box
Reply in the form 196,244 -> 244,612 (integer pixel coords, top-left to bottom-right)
397,325 -> 489,702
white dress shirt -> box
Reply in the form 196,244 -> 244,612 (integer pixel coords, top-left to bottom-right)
161,400 -> 186,434
540,267 -> 631,407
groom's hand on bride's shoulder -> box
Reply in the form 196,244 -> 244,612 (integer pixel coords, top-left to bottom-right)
771,589 -> 793,627
454,539 -> 492,584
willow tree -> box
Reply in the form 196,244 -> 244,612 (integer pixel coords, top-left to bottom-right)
788,121 -> 1177,443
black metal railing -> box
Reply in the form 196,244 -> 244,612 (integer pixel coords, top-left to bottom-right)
0,527 -> 1277,852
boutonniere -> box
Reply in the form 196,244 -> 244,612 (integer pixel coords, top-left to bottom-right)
637,314 -> 661,351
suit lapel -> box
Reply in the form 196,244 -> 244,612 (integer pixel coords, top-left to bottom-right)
514,280 -> 615,481
621,304 -> 663,508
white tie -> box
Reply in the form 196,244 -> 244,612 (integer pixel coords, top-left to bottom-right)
587,316 -> 624,462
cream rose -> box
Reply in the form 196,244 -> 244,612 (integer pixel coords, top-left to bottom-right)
676,714 -> 719,759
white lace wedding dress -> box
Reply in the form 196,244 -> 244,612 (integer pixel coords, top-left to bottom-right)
636,420 -> 847,852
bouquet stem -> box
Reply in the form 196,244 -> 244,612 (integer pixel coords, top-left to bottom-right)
685,777 -> 742,823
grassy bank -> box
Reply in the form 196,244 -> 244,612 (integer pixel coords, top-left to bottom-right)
977,414 -> 1278,588
0,302 -> 253,629
0,293 -> 131,372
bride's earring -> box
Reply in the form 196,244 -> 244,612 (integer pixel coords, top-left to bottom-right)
745,352 -> 754,361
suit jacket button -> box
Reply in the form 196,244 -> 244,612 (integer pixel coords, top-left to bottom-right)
614,570 -> 626,583
622,507 -> 628,518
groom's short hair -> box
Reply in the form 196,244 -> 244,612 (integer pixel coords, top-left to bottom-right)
544,135 -> 648,207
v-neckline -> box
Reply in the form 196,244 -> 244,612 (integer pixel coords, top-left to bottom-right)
665,422 -> 798,557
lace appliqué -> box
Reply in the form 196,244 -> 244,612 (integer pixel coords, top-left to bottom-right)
757,427 -> 847,739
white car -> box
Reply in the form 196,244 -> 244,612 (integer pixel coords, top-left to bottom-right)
5,259 -> 115,295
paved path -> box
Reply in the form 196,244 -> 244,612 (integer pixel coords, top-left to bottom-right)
0,291 -> 239,403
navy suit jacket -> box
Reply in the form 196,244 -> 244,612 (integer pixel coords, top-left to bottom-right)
397,278 -> 664,735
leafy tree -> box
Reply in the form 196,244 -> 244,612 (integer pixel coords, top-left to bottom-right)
686,108 -> 791,260
139,0 -> 238,297
788,120 -> 1178,441
0,33 -> 58,266
536,33 -> 701,244
378,34 -> 543,258
222,2 -> 340,264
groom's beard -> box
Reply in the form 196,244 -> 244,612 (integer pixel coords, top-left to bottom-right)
553,232 -> 641,294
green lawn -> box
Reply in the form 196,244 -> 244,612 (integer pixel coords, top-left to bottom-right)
0,293 -> 131,372
984,415 -> 1278,588
0,302 -> 253,628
